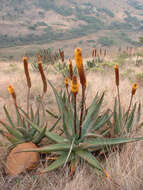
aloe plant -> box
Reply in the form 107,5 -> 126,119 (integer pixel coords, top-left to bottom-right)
107,99 -> 143,137
20,80 -> 143,176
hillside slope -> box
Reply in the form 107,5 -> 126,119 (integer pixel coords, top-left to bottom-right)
0,0 -> 143,50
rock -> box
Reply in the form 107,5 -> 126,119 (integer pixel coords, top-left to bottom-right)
5,142 -> 39,176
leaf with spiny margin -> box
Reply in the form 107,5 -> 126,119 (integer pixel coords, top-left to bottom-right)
76,150 -> 103,173
46,109 -> 59,119
3,105 -> 15,128
94,112 -> 112,131
33,126 -> 47,145
81,93 -> 104,138
30,107 -> 34,121
0,120 -> 24,140
20,113 -> 68,143
80,137 -> 143,149
137,103 -> 141,123
0,129 -> 19,144
49,117 -> 61,132
17,127 -> 31,140
17,143 -> 73,153
48,79 -> 74,136
113,99 -> 120,134
41,152 -> 74,173
126,103 -> 136,132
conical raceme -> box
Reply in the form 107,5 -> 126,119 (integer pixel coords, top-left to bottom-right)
74,48 -> 86,87
8,85 -> 16,100
37,53 -> 41,62
64,77 -> 69,88
132,83 -> 138,96
23,56 -> 31,88
38,61 -> 47,93
59,49 -> 64,62
69,60 -> 73,80
71,76 -> 79,95
114,64 -> 119,86
104,49 -> 107,57
92,49 -> 97,57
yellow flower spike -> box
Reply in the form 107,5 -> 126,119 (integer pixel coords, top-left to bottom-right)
132,83 -> 138,96
8,85 -> 16,100
71,76 -> 79,95
8,85 -> 14,94
37,53 -> 41,62
74,48 -> 86,87
64,77 -> 69,88
114,64 -> 119,86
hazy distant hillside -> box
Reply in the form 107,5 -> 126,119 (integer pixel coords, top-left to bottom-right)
0,0 -> 143,48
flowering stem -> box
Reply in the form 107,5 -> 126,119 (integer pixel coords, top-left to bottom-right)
117,86 -> 121,111
74,94 -> 77,135
66,87 -> 70,102
27,87 -> 30,117
79,86 -> 85,138
126,94 -> 133,123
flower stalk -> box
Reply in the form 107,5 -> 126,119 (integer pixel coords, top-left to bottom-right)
74,48 -> 86,138
114,64 -> 121,110
8,85 -> 22,123
126,83 -> 138,122
23,56 -> 31,117
71,76 -> 79,135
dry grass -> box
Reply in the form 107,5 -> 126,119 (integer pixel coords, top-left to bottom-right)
1,55 -> 143,189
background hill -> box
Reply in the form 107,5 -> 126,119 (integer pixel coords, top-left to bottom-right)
0,0 -> 143,59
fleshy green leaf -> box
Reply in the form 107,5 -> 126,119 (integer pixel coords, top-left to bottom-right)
3,105 -> 15,128
17,143 -> 74,153
0,120 -> 24,140
81,93 -> 104,138
41,152 -> 74,173
76,150 -> 103,172
80,137 -> 143,149
126,103 -> 136,132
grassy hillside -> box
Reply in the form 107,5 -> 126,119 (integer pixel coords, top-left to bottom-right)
0,0 -> 143,51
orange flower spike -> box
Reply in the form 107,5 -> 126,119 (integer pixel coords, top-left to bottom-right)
69,59 -> 73,80
74,48 -> 86,87
37,53 -> 41,62
38,61 -> 47,93
114,64 -> 119,86
71,76 -> 79,96
64,77 -> 69,88
23,56 -> 31,88
132,83 -> 138,96
8,85 -> 16,100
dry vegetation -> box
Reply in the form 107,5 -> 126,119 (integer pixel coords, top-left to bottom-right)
0,48 -> 143,189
